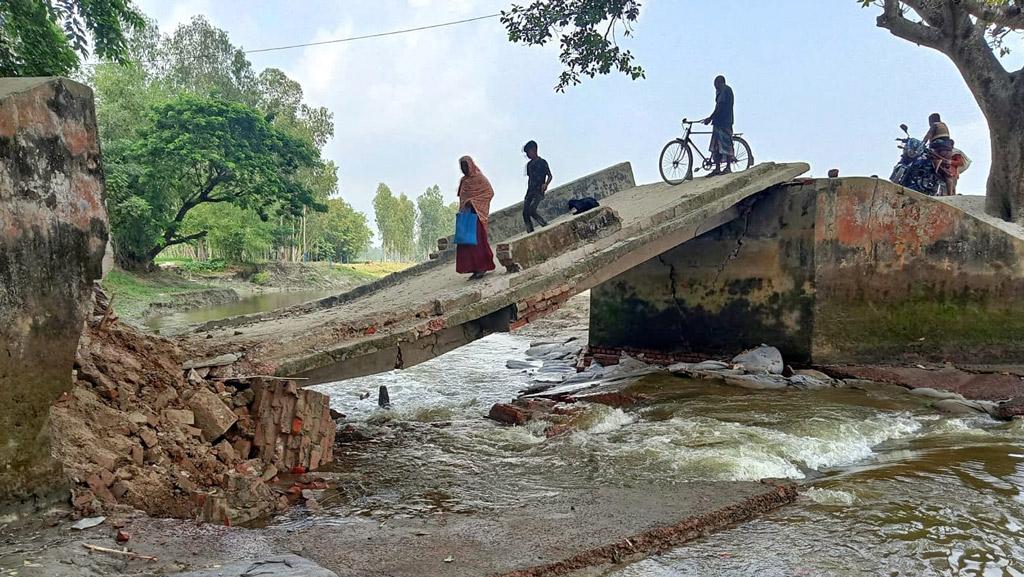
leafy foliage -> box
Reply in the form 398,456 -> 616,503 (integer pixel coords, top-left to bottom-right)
373,184 -> 417,261
501,0 -> 644,91
111,95 -> 321,268
0,0 -> 144,76
306,198 -> 373,263
416,185 -> 457,257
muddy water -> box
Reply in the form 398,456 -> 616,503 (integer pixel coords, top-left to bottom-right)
303,333 -> 1024,575
143,289 -> 338,332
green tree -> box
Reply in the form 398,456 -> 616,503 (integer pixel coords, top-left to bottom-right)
110,94 -> 322,269
162,15 -> 256,103
0,0 -> 144,76
416,185 -> 457,258
394,193 -> 417,261
501,0 -> 643,92
373,183 -> 399,260
307,198 -> 372,263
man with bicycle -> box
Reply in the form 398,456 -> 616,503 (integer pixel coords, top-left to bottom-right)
702,75 -> 735,177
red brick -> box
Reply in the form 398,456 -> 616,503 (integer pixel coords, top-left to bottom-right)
487,403 -> 530,426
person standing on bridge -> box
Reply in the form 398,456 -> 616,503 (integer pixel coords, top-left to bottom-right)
456,155 -> 496,280
702,75 -> 735,177
523,140 -> 552,233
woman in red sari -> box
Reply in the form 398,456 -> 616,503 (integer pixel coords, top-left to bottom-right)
456,155 -> 496,279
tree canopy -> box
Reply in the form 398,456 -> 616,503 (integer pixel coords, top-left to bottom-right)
108,95 -> 321,268
0,0 -> 144,76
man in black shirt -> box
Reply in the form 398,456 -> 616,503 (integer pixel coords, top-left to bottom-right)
523,140 -> 552,233
702,75 -> 735,177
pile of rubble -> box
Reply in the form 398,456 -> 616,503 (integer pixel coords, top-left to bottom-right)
49,287 -> 336,525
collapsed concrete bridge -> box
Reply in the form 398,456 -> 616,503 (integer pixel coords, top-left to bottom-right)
192,161 -> 1024,384
187,162 -> 810,382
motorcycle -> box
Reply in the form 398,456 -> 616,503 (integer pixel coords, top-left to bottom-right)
890,123 -> 950,196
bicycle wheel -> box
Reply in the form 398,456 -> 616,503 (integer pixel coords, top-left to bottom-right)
660,140 -> 693,185
730,136 -> 754,173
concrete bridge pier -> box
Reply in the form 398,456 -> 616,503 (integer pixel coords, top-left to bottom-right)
589,177 -> 1024,367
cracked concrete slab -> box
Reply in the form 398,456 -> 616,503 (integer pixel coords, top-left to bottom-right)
184,162 -> 809,383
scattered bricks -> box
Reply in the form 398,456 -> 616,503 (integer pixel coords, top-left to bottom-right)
139,427 -> 158,448
93,452 -> 116,472
154,387 -> 179,410
509,318 -> 529,331
291,417 -> 303,435
183,426 -> 203,437
190,388 -> 238,442
260,464 -> 278,482
127,412 -> 149,425
215,440 -> 237,465
97,468 -> 115,487
995,396 -> 1024,419
163,409 -> 195,426
232,388 -> 255,407
111,481 -> 130,499
545,423 -> 574,438
72,489 -> 96,510
364,326 -> 377,336
86,473 -> 115,503
487,403 -> 531,426
130,444 -> 144,466
116,530 -> 130,543
233,438 -> 253,460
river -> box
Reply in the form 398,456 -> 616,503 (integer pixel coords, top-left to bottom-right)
299,331 -> 1024,576
143,289 -> 339,333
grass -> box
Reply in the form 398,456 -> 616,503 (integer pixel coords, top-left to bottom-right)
339,261 -> 414,278
101,269 -> 213,321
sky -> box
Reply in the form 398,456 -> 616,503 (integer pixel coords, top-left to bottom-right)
134,0 -> 1022,236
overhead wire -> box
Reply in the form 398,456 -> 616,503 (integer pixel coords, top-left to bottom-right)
81,12 -> 502,67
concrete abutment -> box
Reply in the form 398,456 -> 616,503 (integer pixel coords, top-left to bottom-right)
590,178 -> 1024,367
0,78 -> 108,513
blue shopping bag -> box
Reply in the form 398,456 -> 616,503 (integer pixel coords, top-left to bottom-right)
455,210 -> 478,246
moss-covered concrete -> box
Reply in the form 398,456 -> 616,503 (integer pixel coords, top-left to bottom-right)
0,78 -> 108,513
591,177 -> 1024,366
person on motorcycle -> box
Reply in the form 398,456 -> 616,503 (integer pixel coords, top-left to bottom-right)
923,113 -> 956,195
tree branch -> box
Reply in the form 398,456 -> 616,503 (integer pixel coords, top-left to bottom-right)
148,230 -> 208,259
958,0 -> 1024,29
876,0 -> 947,49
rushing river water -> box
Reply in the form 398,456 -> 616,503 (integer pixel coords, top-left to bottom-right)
143,289 -> 338,332
300,332 -> 1024,576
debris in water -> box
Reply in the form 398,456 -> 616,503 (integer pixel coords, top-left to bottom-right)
71,517 -> 105,530
378,385 -> 391,409
444,555 -> 454,563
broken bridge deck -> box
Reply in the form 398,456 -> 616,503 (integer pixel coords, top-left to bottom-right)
185,162 -> 809,383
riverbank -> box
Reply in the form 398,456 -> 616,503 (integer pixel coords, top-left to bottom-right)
101,261 -> 410,328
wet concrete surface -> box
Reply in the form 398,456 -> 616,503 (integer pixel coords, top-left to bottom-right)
273,482 -> 795,577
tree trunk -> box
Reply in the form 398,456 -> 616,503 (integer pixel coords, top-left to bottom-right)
984,109 -> 1024,222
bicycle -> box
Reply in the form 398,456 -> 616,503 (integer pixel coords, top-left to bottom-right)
659,118 -> 754,185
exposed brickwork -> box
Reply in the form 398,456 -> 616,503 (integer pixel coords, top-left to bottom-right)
251,380 -> 335,472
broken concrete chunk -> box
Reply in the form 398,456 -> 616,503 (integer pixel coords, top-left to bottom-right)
164,409 -> 195,426
189,388 -> 238,442
138,428 -> 158,448
169,555 -> 338,577
731,345 -> 784,375
183,353 -> 241,370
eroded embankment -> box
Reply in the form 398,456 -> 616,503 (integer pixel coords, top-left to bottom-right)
50,287 -> 336,525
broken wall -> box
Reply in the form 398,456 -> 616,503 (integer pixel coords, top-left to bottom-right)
0,78 -> 108,512
590,178 -> 1024,366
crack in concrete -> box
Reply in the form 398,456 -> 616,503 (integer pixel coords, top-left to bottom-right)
657,254 -> 690,348
713,203 -> 754,285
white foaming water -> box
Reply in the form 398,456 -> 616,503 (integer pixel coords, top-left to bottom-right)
803,487 -> 857,506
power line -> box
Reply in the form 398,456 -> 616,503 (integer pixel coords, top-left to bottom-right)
82,12 -> 501,66
245,13 -> 500,55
